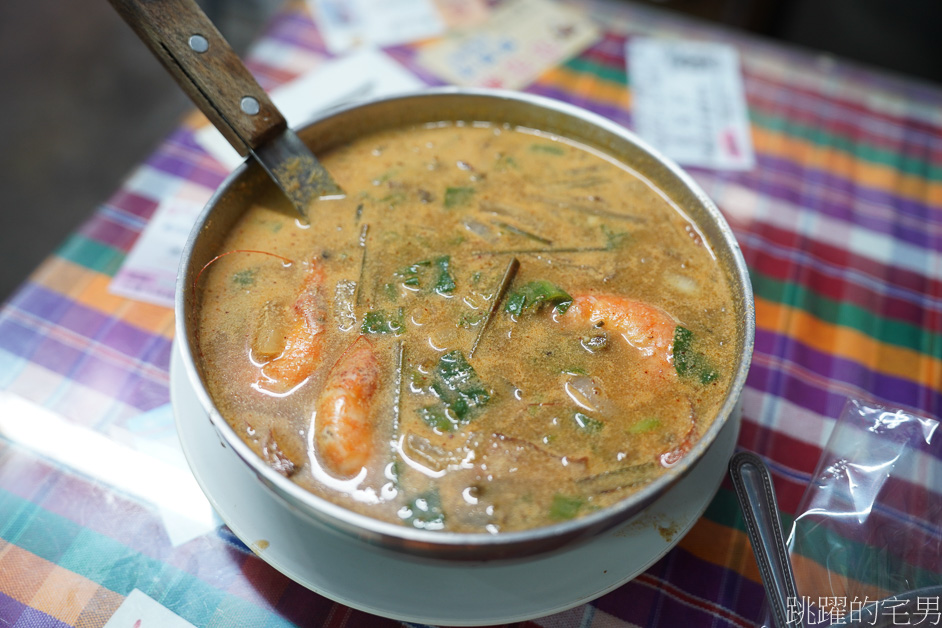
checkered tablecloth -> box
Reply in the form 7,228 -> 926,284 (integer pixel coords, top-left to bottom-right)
1,1 -> 940,626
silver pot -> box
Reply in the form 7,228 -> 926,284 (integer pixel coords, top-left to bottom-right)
174,87 -> 755,562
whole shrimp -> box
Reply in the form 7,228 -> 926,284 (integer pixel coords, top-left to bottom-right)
314,335 -> 381,479
562,293 -> 697,466
255,258 -> 327,391
563,293 -> 677,373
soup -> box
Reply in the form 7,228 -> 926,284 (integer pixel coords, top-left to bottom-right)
196,121 -> 737,534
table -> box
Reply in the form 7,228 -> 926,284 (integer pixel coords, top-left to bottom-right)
1,1 -> 940,626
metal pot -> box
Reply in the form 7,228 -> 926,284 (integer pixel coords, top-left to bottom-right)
174,87 -> 756,562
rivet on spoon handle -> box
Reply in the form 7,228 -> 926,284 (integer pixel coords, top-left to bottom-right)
107,0 -> 343,219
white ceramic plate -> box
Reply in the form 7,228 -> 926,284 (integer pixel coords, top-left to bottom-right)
171,341 -> 739,626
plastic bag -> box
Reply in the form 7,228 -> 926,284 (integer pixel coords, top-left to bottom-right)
777,399 -> 941,626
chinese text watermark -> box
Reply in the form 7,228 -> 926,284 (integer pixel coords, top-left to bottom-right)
785,595 -> 941,625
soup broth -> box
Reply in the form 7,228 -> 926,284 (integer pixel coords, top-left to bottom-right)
197,122 -> 738,533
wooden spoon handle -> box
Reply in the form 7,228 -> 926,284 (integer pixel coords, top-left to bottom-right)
108,0 -> 285,157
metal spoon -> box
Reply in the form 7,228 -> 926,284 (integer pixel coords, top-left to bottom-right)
730,451 -> 942,628
729,451 -> 803,628
108,0 -> 343,220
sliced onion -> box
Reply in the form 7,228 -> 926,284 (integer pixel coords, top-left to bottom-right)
402,432 -> 450,473
665,273 -> 698,295
462,218 -> 496,242
564,375 -> 614,414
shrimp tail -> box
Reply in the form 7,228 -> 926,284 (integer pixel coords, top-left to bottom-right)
659,401 -> 697,468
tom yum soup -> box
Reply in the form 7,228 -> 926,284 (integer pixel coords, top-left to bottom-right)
196,121 -> 738,534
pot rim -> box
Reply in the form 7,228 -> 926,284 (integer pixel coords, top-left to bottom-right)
174,86 -> 755,558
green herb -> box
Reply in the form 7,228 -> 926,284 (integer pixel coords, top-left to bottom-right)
494,155 -> 519,171
389,459 -> 403,484
562,366 -> 588,376
232,269 -> 257,287
417,350 -> 490,430
673,326 -> 719,384
362,308 -> 406,335
395,260 -> 432,287
530,143 -> 566,155
601,224 -> 630,249
433,256 -> 456,294
444,186 -> 475,208
405,490 -> 445,530
417,406 -> 452,431
459,312 -> 485,329
504,280 -> 573,316
504,292 -> 527,317
573,411 -> 604,434
373,168 -> 399,184
380,191 -> 406,207
627,417 -> 661,434
410,368 -> 431,389
549,494 -> 583,520
393,257 -> 455,295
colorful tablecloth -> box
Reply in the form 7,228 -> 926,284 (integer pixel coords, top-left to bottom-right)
1,1 -> 940,626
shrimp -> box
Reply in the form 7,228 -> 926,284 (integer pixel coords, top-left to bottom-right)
314,335 -> 380,478
256,259 -> 327,391
563,294 -> 699,467
563,293 -> 677,374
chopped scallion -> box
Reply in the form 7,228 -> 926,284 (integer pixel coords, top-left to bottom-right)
627,417 -> 661,434
444,186 -> 475,208
573,411 -> 604,434
362,308 -> 406,335
549,494 -> 583,520
530,143 -> 566,155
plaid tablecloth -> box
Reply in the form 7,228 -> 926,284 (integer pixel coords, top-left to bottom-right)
1,1 -> 940,626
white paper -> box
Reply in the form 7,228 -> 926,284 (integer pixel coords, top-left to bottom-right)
0,393 -> 219,548
417,0 -> 600,90
103,589 -> 197,628
112,403 -> 224,546
109,196 -> 205,308
194,48 -> 426,171
309,0 -> 445,54
628,38 -> 755,171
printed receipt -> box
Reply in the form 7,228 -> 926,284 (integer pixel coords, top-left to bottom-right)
628,38 -> 755,171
